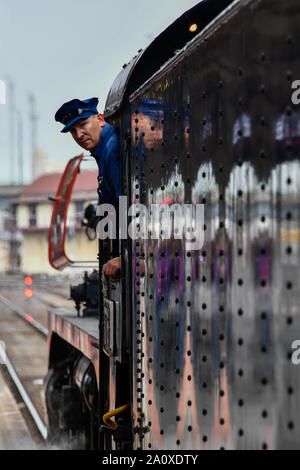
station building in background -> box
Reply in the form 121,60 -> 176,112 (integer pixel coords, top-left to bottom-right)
7,170 -> 98,275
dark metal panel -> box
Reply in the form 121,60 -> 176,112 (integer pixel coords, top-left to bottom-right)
104,0 -> 233,118
129,0 -> 300,450
104,54 -> 142,118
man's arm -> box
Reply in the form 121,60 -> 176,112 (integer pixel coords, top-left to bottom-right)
103,256 -> 121,279
103,134 -> 121,279
105,136 -> 120,199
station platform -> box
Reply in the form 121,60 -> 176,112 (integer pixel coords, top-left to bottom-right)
0,366 -> 36,450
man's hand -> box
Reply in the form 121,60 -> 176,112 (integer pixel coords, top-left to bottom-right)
103,256 -> 121,279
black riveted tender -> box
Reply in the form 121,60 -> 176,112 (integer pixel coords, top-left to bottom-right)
46,0 -> 300,450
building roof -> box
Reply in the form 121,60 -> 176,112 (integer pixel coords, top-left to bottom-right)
11,170 -> 98,203
22,170 -> 98,195
0,185 -> 24,197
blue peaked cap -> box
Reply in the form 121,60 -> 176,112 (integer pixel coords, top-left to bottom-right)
55,97 -> 99,133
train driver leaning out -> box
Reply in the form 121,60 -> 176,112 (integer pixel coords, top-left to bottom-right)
55,97 -> 121,279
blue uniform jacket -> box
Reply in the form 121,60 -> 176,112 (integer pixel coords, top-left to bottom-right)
92,123 -> 120,207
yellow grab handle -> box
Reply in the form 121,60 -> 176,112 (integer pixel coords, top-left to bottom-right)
102,403 -> 130,430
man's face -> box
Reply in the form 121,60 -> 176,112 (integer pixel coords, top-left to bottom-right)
69,114 -> 105,151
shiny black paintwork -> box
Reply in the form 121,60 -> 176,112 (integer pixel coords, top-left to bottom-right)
105,0 -> 233,118
112,0 -> 300,450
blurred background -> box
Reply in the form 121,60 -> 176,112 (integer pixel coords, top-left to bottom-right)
0,1 -> 200,449
0,0 -> 199,277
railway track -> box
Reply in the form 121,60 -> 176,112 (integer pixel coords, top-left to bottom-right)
0,280 -> 70,302
0,294 -> 48,337
0,344 -> 47,440
0,284 -> 74,328
0,281 -> 77,447
0,293 -> 51,445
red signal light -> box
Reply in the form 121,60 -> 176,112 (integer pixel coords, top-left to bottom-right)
24,276 -> 33,286
24,288 -> 33,298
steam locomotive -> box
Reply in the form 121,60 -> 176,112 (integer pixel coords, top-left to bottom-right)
46,0 -> 300,450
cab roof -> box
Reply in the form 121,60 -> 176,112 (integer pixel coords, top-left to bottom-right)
104,0 -> 233,117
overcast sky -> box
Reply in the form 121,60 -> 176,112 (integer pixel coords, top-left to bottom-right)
0,0 -> 200,184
